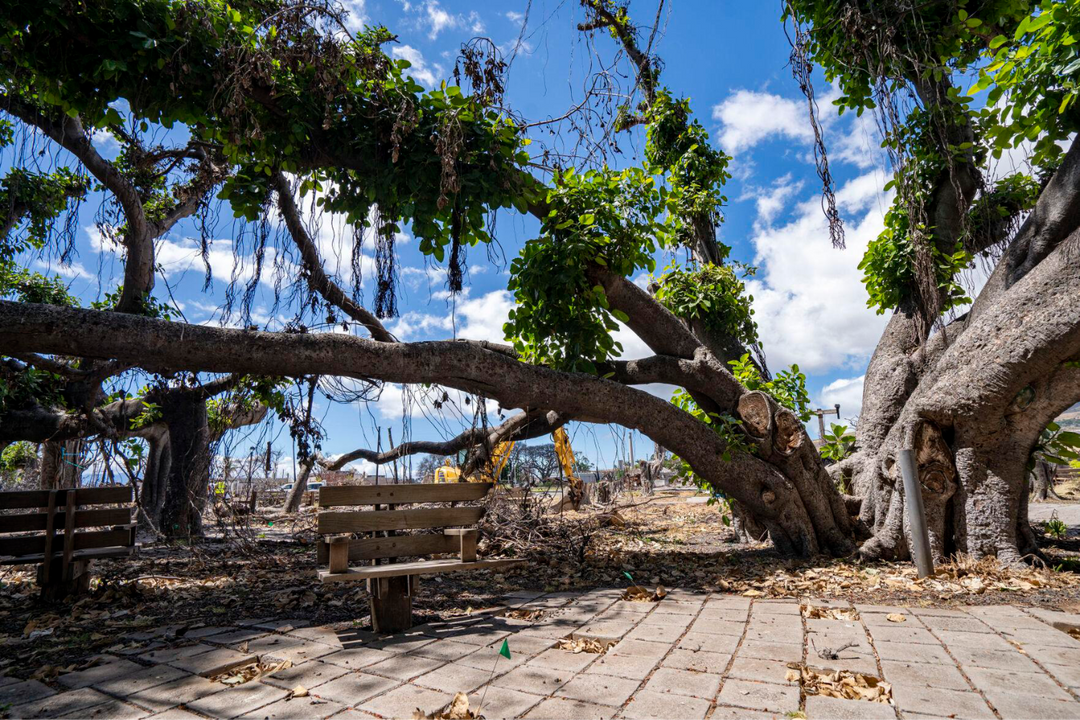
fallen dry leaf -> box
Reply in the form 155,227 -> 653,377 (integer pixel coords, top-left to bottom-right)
886,613 -> 907,623
791,664 -> 892,704
413,691 -> 477,719
557,636 -> 607,654
802,605 -> 860,621
622,585 -> 666,602
292,685 -> 308,698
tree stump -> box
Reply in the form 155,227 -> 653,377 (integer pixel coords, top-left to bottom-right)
368,576 -> 414,633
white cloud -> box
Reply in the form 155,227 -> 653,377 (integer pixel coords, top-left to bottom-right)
712,90 -> 813,155
338,0 -> 367,32
505,11 -> 524,24
817,375 -> 865,425
390,45 -> 443,87
745,170 -> 893,374
740,174 -> 804,227
400,1 -> 482,40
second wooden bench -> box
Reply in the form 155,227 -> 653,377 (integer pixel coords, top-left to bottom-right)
316,481 -> 524,632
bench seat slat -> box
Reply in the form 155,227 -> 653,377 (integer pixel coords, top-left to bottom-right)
0,545 -> 135,565
317,557 -> 525,583
319,483 -> 493,507
0,525 -> 135,559
318,506 -> 484,534
0,508 -> 132,534
0,486 -> 132,510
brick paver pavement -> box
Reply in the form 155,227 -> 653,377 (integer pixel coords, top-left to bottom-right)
5,590 -> 1080,719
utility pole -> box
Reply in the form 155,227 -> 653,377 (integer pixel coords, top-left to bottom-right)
811,404 -> 841,440
629,432 -> 635,466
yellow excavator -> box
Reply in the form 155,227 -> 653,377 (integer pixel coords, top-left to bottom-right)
433,427 -> 582,507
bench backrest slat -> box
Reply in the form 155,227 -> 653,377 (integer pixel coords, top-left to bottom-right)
319,482 -> 493,507
318,506 -> 484,534
0,526 -> 133,559
0,508 -> 132,535
318,533 -> 461,565
0,486 -> 132,510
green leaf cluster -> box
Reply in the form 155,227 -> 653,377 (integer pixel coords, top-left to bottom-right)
819,423 -> 855,462
654,263 -> 759,347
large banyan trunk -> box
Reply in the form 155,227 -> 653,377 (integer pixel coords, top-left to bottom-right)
156,392 -> 212,538
40,439 -> 84,490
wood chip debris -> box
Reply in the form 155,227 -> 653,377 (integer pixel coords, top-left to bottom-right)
557,636 -> 608,654
787,665 -> 893,704
802,605 -> 860,621
211,659 -> 292,686
414,691 -> 477,719
622,585 -> 668,602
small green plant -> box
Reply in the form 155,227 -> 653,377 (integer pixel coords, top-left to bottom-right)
1043,513 -> 1069,540
728,354 -> 811,422
819,423 -> 856,462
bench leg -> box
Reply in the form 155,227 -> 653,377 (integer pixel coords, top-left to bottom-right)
368,576 -> 414,633
37,558 -> 90,601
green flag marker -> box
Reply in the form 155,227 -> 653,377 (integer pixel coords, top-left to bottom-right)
499,639 -> 511,660
623,571 -> 634,583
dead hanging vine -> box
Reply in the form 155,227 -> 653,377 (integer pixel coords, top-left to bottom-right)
785,3 -> 845,250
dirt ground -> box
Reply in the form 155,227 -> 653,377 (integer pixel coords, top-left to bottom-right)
2,492 -> 1079,683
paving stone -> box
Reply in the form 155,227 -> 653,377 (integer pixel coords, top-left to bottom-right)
253,619 -> 311,632
966,666 -> 1074,702
985,695 -> 1080,720
357,683 -> 449,718
708,706 -> 777,720
890,684 -> 994,719
618,689 -> 711,720
442,627 -> 513,647
369,634 -> 438,654
582,652 -> 659,680
880,659 -> 969,691
862,611 -> 915,626
660,649 -> 730,675
290,626 -> 375,649
804,694 -> 896,719
874,641 -> 953,665
609,639 -> 669,660
0,676 -> 18,688
677,631 -> 738,654
810,650 -> 879,676
854,604 -> 909,615
412,662 -> 494,694
743,625 -> 803,644
0,679 -> 56,705
738,640 -> 803,663
750,601 -> 800,615
1003,627 -> 1080,649
185,681 -> 290,719
57,696 -> 148,719
407,640 -> 480,663
126,673 -> 222,711
9,688 -> 113,719
455,648 -> 528,675
716,678 -> 799,713
143,709 -> 204,720
137,643 -> 214,665
321,647 -> 397,669
688,618 -> 745,637
238,695 -> 345,719
866,625 -> 939,644
182,626 -> 236,639
622,623 -> 683,643
204,629 -> 268,646
244,635 -> 336,664
557,674 -> 641,707
58,660 -> 144,690
526,648 -> 597,673
726,656 -> 797,685
480,634 -> 557,658
312,671 -> 400,705
909,607 -> 971,618
473,685 -> 545,719
641,667 -> 720,699
492,664 -> 572,696
260,660 -> 351,691
521,696 -> 614,719
575,621 -> 637,643
171,647 -> 257,677
705,596 -> 752,611
93,664 -> 190,696
934,631 -> 1015,651
651,602 -> 698,616
918,616 -> 993,634
365,653 -> 444,681
1022,644 -> 1080,666
1043,662 -> 1080,691
633,613 -> 692,629
947,645 -> 1039,673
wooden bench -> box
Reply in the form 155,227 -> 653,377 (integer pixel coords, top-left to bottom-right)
0,486 -> 137,600
316,482 -> 524,632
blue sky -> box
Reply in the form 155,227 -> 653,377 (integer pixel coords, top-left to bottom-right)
21,0 -> 917,478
